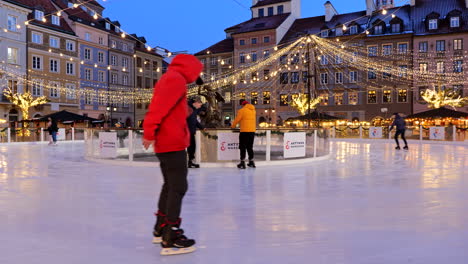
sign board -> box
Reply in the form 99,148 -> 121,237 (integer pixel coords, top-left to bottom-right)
99,132 -> 117,158
369,127 -> 383,138
283,132 -> 306,159
57,128 -> 66,141
429,127 -> 445,140
217,133 -> 239,161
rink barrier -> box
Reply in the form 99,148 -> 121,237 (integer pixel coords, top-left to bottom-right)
0,128 -> 83,144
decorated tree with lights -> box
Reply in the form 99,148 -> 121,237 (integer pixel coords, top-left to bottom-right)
3,88 -> 48,120
290,94 -> 321,115
421,87 -> 467,109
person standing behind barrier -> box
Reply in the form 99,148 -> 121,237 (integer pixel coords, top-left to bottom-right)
47,117 -> 59,145
231,100 -> 256,169
390,113 -> 408,150
187,96 -> 204,168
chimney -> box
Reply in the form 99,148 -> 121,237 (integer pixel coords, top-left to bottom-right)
410,0 -> 416,6
465,0 -> 468,8
366,0 -> 376,16
324,1 -> 338,22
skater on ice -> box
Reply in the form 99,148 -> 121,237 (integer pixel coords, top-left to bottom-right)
143,54 -> 203,255
390,112 -> 408,150
46,117 -> 59,145
187,96 -> 204,168
231,99 -> 257,169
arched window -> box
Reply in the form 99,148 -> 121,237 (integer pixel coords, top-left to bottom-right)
390,17 -> 403,33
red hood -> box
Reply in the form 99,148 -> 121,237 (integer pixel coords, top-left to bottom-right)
169,54 -> 203,84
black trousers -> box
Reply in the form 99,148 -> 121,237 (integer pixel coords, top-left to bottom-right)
187,133 -> 196,162
239,132 -> 255,161
394,129 -> 408,147
156,150 -> 188,223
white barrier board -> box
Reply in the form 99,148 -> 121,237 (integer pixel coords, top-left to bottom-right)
284,132 -> 306,159
217,133 -> 240,161
57,128 -> 66,141
429,127 -> 445,140
369,127 -> 383,138
99,132 -> 117,158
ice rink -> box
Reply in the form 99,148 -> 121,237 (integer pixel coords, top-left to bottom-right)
0,141 -> 467,264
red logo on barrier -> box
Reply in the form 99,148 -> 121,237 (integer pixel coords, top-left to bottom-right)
285,140 -> 290,150
220,142 -> 226,151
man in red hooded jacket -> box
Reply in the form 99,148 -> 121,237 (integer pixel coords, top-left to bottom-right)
143,54 -> 203,255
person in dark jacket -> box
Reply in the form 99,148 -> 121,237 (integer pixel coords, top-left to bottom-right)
390,113 -> 408,150
142,54 -> 202,255
47,117 -> 59,145
187,96 -> 204,168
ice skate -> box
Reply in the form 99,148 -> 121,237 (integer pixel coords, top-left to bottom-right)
403,146 -> 408,150
237,161 -> 246,169
395,146 -> 401,150
152,211 -> 165,244
188,160 -> 200,168
247,160 -> 256,168
160,225 -> 196,256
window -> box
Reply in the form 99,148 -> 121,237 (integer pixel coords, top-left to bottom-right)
105,23 -> 111,30
122,75 -> 129,85
122,44 -> 128,52
32,56 -> 42,70
35,10 -> 44,21
398,65 -> 408,77
49,37 -> 59,48
66,62 -> 74,75
320,93 -> 329,106
239,39 -> 245,46
210,57 -> 217,66
32,81 -> 43,96
280,94 -> 288,106
49,83 -> 59,98
7,15 -> 17,32
85,69 -> 92,80
368,46 -> 377,57
122,58 -> 129,68
419,42 -> 428,52
320,55 -> 328,65
280,73 -> 288,84
239,53 -> 245,64
335,72 -> 343,84
251,92 -> 258,105
419,63 -> 428,73
98,52 -> 105,63
454,60 -> 463,73
335,55 -> 343,64
50,59 -> 59,73
436,61 -> 445,73
268,7 -> 274,16
351,52 -> 358,62
320,73 -> 328,84
374,25 -> 383,34
291,72 -> 299,83
280,55 -> 287,64
398,43 -> 408,54
98,37 -> 104,45
52,15 -> 60,26
383,67 -> 392,79
32,32 -> 42,44
336,28 -> 343,36
251,52 -> 257,62
382,44 -> 392,56
367,90 -> 377,104
111,55 -> 117,66
7,47 -> 18,64
66,84 -> 76,99
251,72 -> 258,81
7,80 -> 18,94
429,19 -> 438,30
350,71 -> 358,83
264,36 -> 270,43
335,94 -> 344,105
418,87 -> 427,100
264,50 -> 270,58
383,90 -> 392,103
85,33 -> 91,41
350,25 -> 358,34
453,85 -> 464,97
454,39 -> 463,50
98,93 -> 106,105
302,71 -> 308,83
263,69 -> 270,80
391,23 -> 400,33
111,40 -> 117,48
85,92 -> 93,105
258,8 -> 264,17
397,89 -> 407,103
263,91 -> 271,104
450,17 -> 460,28
84,48 -> 92,60
368,68 -> 376,80
111,74 -> 118,84
321,30 -> 328,37
277,5 -> 284,14
66,40 -> 75,51
251,38 -> 257,44
436,40 -> 445,51
348,92 -> 358,105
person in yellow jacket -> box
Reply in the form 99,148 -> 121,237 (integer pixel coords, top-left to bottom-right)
231,100 -> 256,169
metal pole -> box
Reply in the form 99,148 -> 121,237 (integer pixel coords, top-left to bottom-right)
313,130 -> 318,158
128,130 -> 134,161
72,127 -> 75,141
359,126 -> 363,139
306,40 -> 312,128
266,130 -> 271,162
40,128 -> 44,142
452,125 -> 456,141
7,128 -> 11,143
195,130 -> 202,164
419,125 -> 423,141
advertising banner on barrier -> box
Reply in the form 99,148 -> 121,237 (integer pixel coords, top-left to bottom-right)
99,132 -> 117,158
284,132 -> 306,159
369,127 -> 383,138
429,127 -> 445,140
217,133 -> 240,160
57,128 -> 66,141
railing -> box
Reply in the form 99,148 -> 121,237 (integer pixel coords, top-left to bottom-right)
0,127 -> 86,143
83,128 -> 331,163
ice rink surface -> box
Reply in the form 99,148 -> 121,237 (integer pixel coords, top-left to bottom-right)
0,141 -> 467,264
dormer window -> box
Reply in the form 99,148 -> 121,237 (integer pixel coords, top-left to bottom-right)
350,25 -> 358,34
374,25 -> 383,34
321,30 -> 328,37
428,19 -> 438,30
277,5 -> 284,15
35,10 -> 44,21
68,2 -> 73,8
258,8 -> 264,17
51,15 -> 60,26
105,23 -> 110,30
336,28 -> 343,36
450,16 -> 460,28
391,23 -> 400,33
268,7 -> 274,16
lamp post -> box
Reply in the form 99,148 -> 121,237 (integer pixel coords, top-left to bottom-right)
264,108 -> 276,126
106,105 -> 117,127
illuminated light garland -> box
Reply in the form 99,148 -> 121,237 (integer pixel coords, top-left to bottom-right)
421,87 -> 467,109
290,94 -> 322,115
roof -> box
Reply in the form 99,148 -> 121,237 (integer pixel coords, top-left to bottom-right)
226,13 -> 291,35
252,0 -> 291,8
11,0 -> 75,34
368,5 -> 412,34
194,38 -> 234,56
406,107 -> 468,119
287,111 -> 342,121
411,0 -> 468,35
39,110 -> 98,122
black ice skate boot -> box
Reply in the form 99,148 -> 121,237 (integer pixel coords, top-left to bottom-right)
403,146 -> 408,150
160,223 -> 196,256
237,160 -> 246,169
152,211 -> 166,244
247,160 -> 256,168
188,160 -> 200,168
395,146 -> 401,150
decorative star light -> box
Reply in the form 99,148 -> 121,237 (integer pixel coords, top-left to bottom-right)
290,94 -> 322,115
421,88 -> 467,109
